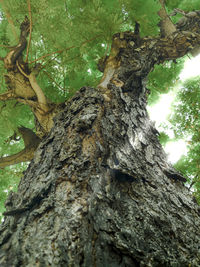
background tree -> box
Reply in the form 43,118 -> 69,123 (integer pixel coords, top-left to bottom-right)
170,77 -> 200,200
0,0 -> 200,265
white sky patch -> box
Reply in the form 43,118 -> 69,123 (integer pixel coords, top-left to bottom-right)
147,90 -> 188,163
147,93 -> 174,128
87,68 -> 92,74
180,54 -> 200,81
148,53 -> 200,163
164,140 -> 187,164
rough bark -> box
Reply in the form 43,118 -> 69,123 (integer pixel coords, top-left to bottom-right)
0,10 -> 200,267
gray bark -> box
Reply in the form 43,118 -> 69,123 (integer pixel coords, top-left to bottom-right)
1,12 -> 200,267
0,85 -> 200,266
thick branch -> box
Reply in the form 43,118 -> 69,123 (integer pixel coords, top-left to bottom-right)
18,126 -> 41,147
158,0 -> 176,37
16,61 -> 49,113
0,90 -> 16,101
0,147 -> 35,168
28,72 -> 49,113
0,127 -> 40,168
16,98 -> 39,109
4,16 -> 30,70
98,12 -> 200,94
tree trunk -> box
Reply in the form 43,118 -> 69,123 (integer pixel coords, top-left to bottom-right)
1,17 -> 200,267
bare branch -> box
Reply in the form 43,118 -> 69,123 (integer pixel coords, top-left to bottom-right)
29,48 -> 72,64
26,0 -> 32,63
16,98 -> 38,109
0,90 -> 16,101
4,16 -> 30,70
18,126 -> 41,147
29,72 -> 49,112
29,35 -> 102,64
16,60 -> 29,78
158,0 -> 176,37
16,60 -> 49,112
0,44 -> 16,48
43,70 -> 66,91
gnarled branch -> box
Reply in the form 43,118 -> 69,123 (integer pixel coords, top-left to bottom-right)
4,16 -> 30,70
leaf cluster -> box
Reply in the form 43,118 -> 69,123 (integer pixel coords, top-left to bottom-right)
170,78 -> 200,195
147,59 -> 184,105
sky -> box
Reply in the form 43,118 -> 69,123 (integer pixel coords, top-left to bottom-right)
148,54 -> 200,163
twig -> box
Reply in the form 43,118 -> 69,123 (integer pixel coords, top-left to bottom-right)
189,173 -> 199,190
29,35 -> 102,64
26,0 -> 32,63
39,53 -> 61,70
0,44 -> 16,48
189,180 -> 196,190
40,54 -> 80,91
29,48 -> 73,64
16,60 -> 29,78
43,70 -> 66,91
16,98 -> 38,109
41,52 -> 80,72
0,102 -> 6,114
104,43 -> 110,57
0,90 -> 15,101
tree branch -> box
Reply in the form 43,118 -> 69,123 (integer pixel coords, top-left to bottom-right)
4,16 -> 30,70
158,0 -> 176,37
16,60 -> 49,113
0,90 -> 16,101
29,48 -> 73,64
0,126 -> 40,168
0,90 -> 39,111
29,35 -> 101,64
28,72 -> 49,113
16,98 -> 39,109
43,70 -> 66,92
18,126 -> 41,147
25,0 -> 32,63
